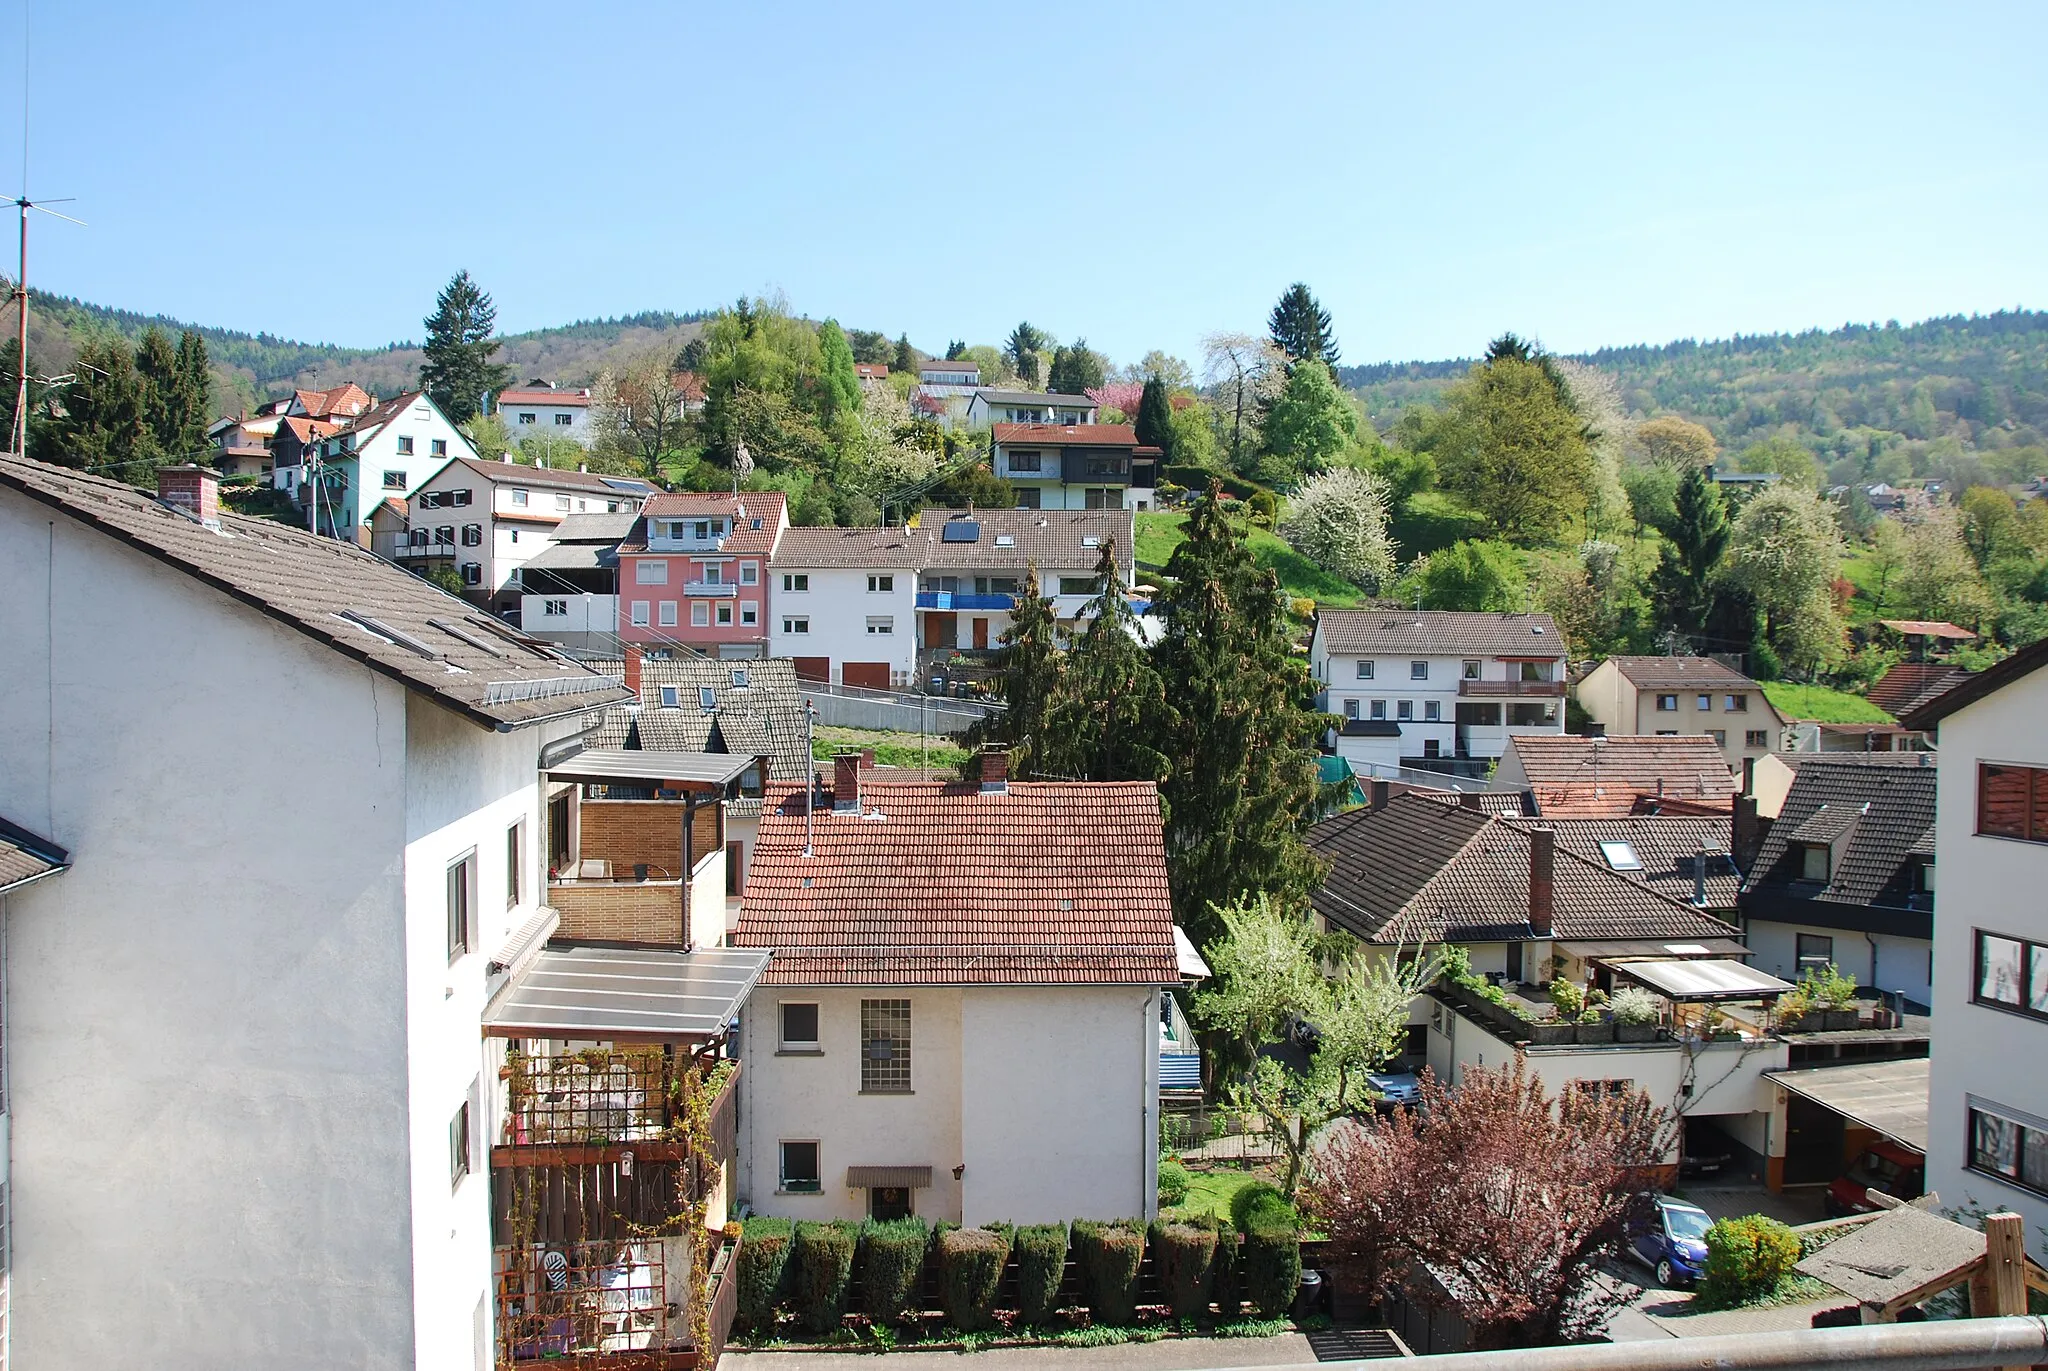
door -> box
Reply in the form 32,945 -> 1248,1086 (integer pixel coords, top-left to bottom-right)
1783,1094 -> 1847,1185
843,662 -> 892,691
926,612 -> 957,649
870,1186 -> 912,1220
972,617 -> 989,650
791,656 -> 829,683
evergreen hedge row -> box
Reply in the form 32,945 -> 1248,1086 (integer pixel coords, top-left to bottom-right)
937,1226 -> 1011,1331
791,1221 -> 858,1333
1013,1223 -> 1070,1324
1072,1219 -> 1146,1325
1150,1221 -> 1219,1320
858,1218 -> 929,1324
1237,1189 -> 1302,1317
735,1216 -> 793,1332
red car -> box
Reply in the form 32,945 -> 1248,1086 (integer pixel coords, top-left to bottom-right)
1825,1140 -> 1925,1216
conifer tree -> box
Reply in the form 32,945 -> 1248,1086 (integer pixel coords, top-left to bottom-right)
419,270 -> 510,424
893,334 -> 917,375
817,318 -> 862,420
1134,377 -> 1173,454
972,566 -> 1066,777
1046,339 -> 1105,396
1153,483 -> 1326,948
1268,283 -> 1340,367
171,330 -> 213,457
1651,464 -> 1730,628
135,327 -> 181,455
1046,541 -> 1169,783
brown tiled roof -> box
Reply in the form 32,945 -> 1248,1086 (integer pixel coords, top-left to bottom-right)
734,776 -> 1178,986
0,455 -> 631,730
854,364 -> 889,378
1742,756 -> 1936,913
498,387 -> 592,407
1316,610 -> 1563,658
1867,663 -> 1962,718
1308,794 -> 1743,945
296,383 -> 372,419
0,816 -> 68,894
991,422 -> 1141,449
1505,735 -> 1736,816
773,524 -> 929,569
276,415 -> 339,446
1605,655 -> 1761,690
624,492 -> 788,557
917,508 -> 1134,573
673,372 -> 707,403
444,457 -> 656,496
1521,815 -> 1741,912
1876,619 -> 1975,640
1411,788 -> 1537,816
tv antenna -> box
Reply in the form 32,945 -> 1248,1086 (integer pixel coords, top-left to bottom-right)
9,2 -> 85,456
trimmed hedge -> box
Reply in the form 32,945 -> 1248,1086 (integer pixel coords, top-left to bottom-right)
1229,1181 -> 1289,1231
1700,1214 -> 1801,1306
1204,1214 -> 1241,1318
1013,1223 -> 1070,1325
937,1226 -> 1011,1331
791,1221 -> 858,1334
736,1216 -> 793,1332
1151,1221 -> 1219,1320
1158,1155 -> 1192,1208
859,1218 -> 928,1324
1238,1190 -> 1301,1317
1072,1220 -> 1146,1325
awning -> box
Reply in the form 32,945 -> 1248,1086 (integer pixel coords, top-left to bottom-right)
846,1166 -> 933,1189
547,748 -> 759,789
1766,1056 -> 1930,1152
1557,938 -> 1751,962
1173,926 -> 1211,981
484,944 -> 770,1044
1612,957 -> 1795,1001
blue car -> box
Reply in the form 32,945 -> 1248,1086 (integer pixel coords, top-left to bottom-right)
1625,1195 -> 1712,1288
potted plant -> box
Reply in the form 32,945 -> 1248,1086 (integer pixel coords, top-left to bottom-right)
1609,987 -> 1662,1041
1702,1006 -> 1741,1042
1574,1004 -> 1616,1044
1806,963 -> 1862,1030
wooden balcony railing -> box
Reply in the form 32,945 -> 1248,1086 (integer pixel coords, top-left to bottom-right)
1458,678 -> 1567,698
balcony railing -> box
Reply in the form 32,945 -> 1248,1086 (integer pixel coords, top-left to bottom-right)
499,1049 -> 739,1162
1458,679 -> 1566,698
915,591 -> 1016,611
549,877 -> 689,946
682,582 -> 738,598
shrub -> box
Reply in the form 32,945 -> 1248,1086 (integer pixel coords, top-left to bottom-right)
1013,1223 -> 1070,1325
1072,1220 -> 1145,1324
1247,490 -> 1278,527
1158,1155 -> 1192,1208
858,1217 -> 928,1324
1228,1181 -> 1289,1232
1204,1214 -> 1241,1318
736,1216 -> 793,1332
1238,1191 -> 1301,1317
1608,986 -> 1662,1026
1799,962 -> 1859,1010
790,1221 -> 858,1334
1699,1215 -> 1801,1307
1151,1221 -> 1219,1320
936,1226 -> 1010,1331
1549,980 -> 1585,1018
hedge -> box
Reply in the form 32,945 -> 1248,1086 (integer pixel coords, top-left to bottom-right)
1157,1155 -> 1191,1208
736,1216 -> 793,1332
1203,1214 -> 1241,1318
937,1226 -> 1011,1331
1163,465 -> 1262,501
1013,1223 -> 1070,1324
1238,1190 -> 1301,1317
1229,1181 -> 1289,1231
791,1221 -> 859,1333
1700,1215 -> 1801,1306
1151,1221 -> 1219,1320
859,1218 -> 928,1324
1072,1220 -> 1146,1325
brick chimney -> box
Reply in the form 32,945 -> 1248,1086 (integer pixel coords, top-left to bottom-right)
1370,779 -> 1390,810
978,745 -> 1009,794
623,644 -> 643,696
833,749 -> 869,812
1731,794 -> 1768,873
1528,827 -> 1555,936
1459,788 -> 1481,810
157,465 -> 220,528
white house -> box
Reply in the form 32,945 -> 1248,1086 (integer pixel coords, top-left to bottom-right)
989,423 -> 1162,511
0,457 -> 778,1367
1309,610 -> 1567,779
733,750 -> 1190,1225
396,456 -> 655,616
516,508 -> 640,649
294,390 -> 476,544
914,359 -> 982,429
767,524 -> 927,689
964,389 -> 1098,430
1900,644 -> 2048,1251
497,382 -> 595,445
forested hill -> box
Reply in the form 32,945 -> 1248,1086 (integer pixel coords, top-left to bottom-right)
1341,309 -> 2048,467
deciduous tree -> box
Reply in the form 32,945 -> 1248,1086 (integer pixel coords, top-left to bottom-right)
1281,468 -> 1397,590
1893,506 -> 1995,628
1435,356 -> 1594,545
591,350 -> 697,478
1405,539 -> 1525,611
1719,485 -> 1846,673
418,270 -> 510,425
1633,415 -> 1718,469
1259,361 -> 1358,483
1201,332 -> 1286,472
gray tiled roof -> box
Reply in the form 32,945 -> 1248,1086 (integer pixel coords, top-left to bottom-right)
1605,655 -> 1761,689
974,389 -> 1095,407
770,510 -> 1133,576
1524,815 -> 1741,913
1742,755 -> 1936,913
1308,794 -> 1744,945
0,456 -> 632,730
587,656 -> 811,784
1316,610 -> 1563,658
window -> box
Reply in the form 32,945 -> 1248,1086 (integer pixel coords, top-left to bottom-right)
780,1140 -> 822,1193
1967,1103 -> 2048,1198
782,573 -> 809,592
1057,577 -> 1098,595
1422,739 -> 1440,758
1796,933 -> 1834,972
1520,661 -> 1551,682
1726,694 -> 1748,712
1424,700 -> 1441,720
1973,930 -> 2048,1019
1599,841 -> 1642,871
1800,844 -> 1831,882
630,601 -> 650,626
731,668 -> 750,688
1708,728 -> 1727,747
396,436 -> 415,456
418,491 -> 446,509
1008,450 -> 1042,472
511,489 -> 529,506
506,821 -> 524,909
446,852 -> 474,962
554,412 -> 573,426
1370,700 -> 1386,719
660,685 -> 681,709
1355,660 -> 1374,680
866,616 -> 894,635
543,599 -> 566,617
555,495 -> 571,512
691,602 -> 710,627
741,562 -> 758,585
783,616 -> 809,635
435,525 -> 455,546
1656,694 -> 1678,711
1410,661 -> 1429,680
1397,700 -> 1413,721
699,686 -> 717,712
868,574 -> 894,593
741,601 -> 758,626
450,488 -> 471,506
461,524 -> 481,546
659,601 -> 678,627
1013,487 -> 1040,509
1344,699 -> 1360,719
1656,728 -> 1679,736
1976,763 -> 2048,842
716,602 -> 733,626
382,470 -> 407,490
1463,660 -> 1481,679
1698,694 -> 1713,711
518,412 -> 536,425
780,1002 -> 820,1051
1746,730 -> 1769,748
861,999 -> 911,1093
451,1096 -> 472,1189
701,564 -> 723,585
431,439 -> 447,456
1508,702 -> 1557,726
1456,702 -> 1502,726
636,560 -> 668,585
1916,859 -> 1935,894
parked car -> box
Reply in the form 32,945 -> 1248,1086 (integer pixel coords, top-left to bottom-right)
1366,1070 -> 1421,1109
1679,1118 -> 1735,1180
1825,1141 -> 1925,1217
1625,1194 -> 1713,1288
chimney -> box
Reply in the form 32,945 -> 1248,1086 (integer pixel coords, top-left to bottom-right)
157,465 -> 221,528
1459,788 -> 1481,810
1741,755 -> 1756,796
500,452 -> 514,464
1732,794 -> 1768,873
833,749 -> 867,812
1528,827 -> 1555,936
1586,722 -> 1606,739
1693,840 -> 1709,906
978,744 -> 1009,794
1370,779 -> 1391,810
623,644 -> 643,696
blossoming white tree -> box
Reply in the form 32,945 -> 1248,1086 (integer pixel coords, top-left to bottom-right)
1280,467 -> 1399,590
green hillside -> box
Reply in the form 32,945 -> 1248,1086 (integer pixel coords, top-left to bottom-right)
1134,511 -> 1367,608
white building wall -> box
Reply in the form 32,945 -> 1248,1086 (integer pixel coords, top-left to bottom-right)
1309,630 -> 1565,764
0,497 -> 420,1368
1745,920 -> 1932,1006
769,567 -> 919,685
502,402 -> 591,445
521,591 -> 617,648
1925,677 -> 2048,1248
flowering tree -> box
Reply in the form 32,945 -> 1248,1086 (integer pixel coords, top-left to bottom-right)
1305,1056 -> 1669,1348
1281,468 -> 1398,590
1086,382 -> 1145,419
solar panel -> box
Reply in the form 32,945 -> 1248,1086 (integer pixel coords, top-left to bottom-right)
600,477 -> 653,492
941,519 -> 981,543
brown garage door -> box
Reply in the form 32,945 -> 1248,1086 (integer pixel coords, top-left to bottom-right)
791,657 -> 830,683
843,662 -> 892,690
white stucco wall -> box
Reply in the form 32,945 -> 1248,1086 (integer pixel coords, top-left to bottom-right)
1745,919 -> 1932,1006
768,567 -> 918,685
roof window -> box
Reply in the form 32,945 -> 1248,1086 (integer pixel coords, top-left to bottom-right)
1598,841 -> 1642,871
1082,536 -> 1100,547
995,534 -> 1015,547
731,668 -> 750,688
699,687 -> 717,713
659,685 -> 680,709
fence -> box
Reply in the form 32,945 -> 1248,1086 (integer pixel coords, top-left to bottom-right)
495,1232 -> 744,1371
1160,1103 -> 1282,1165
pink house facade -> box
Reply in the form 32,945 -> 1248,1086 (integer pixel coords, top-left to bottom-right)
616,492 -> 788,658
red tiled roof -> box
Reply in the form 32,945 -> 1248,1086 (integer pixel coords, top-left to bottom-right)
1876,620 -> 1975,641
854,364 -> 889,378
734,775 -> 1179,986
1866,663 -> 1961,718
296,383 -> 373,420
992,423 -> 1143,449
498,387 -> 592,407
1504,735 -> 1736,817
277,415 -> 340,445
673,372 -> 707,403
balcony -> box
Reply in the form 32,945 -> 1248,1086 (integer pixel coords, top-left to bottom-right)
549,869 -> 691,945
915,591 -> 1016,611
499,1047 -> 738,1160
1066,457 -> 1131,484
683,581 -> 738,598
1458,678 -> 1566,698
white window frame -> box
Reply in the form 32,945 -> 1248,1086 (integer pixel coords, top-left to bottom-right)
691,601 -> 711,627
741,601 -> 759,626
783,616 -> 810,635
783,573 -> 809,592
659,601 -> 678,627
1355,660 -> 1373,680
868,574 -> 894,593
636,559 -> 668,585
716,602 -> 733,626
630,601 -> 651,627
740,562 -> 759,585
779,1001 -> 821,1052
1410,661 -> 1428,680
866,616 -> 894,636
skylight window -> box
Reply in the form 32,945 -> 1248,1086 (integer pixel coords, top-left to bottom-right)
659,685 -> 680,708
995,534 -> 1015,547
731,668 -> 750,688
699,687 -> 717,712
1599,841 -> 1642,871
1081,536 -> 1100,547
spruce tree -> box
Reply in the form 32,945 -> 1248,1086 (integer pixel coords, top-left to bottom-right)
1652,464 -> 1730,629
1046,339 -> 1105,396
1268,283 -> 1340,367
1153,483 -> 1326,949
1004,323 -> 1047,388
135,327 -> 180,456
172,330 -> 213,457
419,270 -> 510,424
817,318 -> 862,420
1134,377 -> 1173,454
1046,541 -> 1169,783
893,334 -> 917,375
972,566 -> 1066,777
40,336 -> 149,478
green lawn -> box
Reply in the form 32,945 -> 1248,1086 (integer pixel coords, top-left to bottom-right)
1165,1169 -> 1269,1222
1389,490 -> 1489,560
1133,512 -> 1368,608
1761,682 -> 1894,724
811,725 -> 970,772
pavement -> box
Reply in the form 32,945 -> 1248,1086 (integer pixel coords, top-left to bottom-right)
1602,1183 -> 1843,1342
725,1333 -> 1330,1371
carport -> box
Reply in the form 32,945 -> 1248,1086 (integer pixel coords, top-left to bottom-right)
1763,1055 -> 1928,1190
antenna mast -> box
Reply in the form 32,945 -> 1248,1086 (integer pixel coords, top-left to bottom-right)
8,4 -> 82,457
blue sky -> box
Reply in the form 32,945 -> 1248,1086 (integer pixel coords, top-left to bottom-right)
10,1 -> 2045,369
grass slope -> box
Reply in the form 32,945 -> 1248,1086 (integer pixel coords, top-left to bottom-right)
1134,512 -> 1367,608
1762,682 -> 1894,724
1164,1169 -> 1268,1222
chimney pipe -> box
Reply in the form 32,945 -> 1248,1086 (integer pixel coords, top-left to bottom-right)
1370,779 -> 1391,810
1732,794 -> 1765,873
833,750 -> 866,812
1694,839 -> 1709,906
977,744 -> 1009,794
157,464 -> 221,528
1459,788 -> 1481,810
624,644 -> 643,696
1742,755 -> 1756,796
1586,722 -> 1606,739
1528,827 -> 1555,936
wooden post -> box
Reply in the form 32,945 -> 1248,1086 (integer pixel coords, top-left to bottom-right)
1985,1212 -> 2028,1371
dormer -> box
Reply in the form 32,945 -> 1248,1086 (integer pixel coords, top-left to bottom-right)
647,514 -> 731,550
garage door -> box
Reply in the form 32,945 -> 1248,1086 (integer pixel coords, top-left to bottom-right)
843,662 -> 892,690
790,657 -> 829,683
